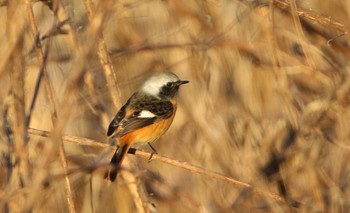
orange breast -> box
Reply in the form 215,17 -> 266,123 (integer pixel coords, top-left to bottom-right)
120,101 -> 177,146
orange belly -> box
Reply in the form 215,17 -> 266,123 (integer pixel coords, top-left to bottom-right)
120,104 -> 177,146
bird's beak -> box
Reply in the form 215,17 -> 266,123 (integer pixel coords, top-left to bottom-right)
178,80 -> 189,85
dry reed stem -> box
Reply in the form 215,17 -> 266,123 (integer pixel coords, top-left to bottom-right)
6,1 -> 30,210
25,45 -> 48,126
83,0 -> 121,107
120,172 -> 150,213
58,141 -> 76,213
9,48 -> 29,193
25,1 -> 76,212
274,0 -> 348,34
27,128 -> 292,207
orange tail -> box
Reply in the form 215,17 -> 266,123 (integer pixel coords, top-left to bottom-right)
105,143 -> 131,181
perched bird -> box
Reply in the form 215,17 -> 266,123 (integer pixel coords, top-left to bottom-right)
105,72 -> 189,181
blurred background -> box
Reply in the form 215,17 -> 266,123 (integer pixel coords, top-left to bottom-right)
1,0 -> 350,212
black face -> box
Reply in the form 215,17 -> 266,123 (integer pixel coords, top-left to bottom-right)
159,80 -> 189,99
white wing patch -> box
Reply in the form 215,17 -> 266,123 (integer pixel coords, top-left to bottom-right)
138,110 -> 156,118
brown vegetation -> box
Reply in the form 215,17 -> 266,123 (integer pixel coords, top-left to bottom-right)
1,0 -> 350,212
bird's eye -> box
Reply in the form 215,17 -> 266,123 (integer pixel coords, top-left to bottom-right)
166,82 -> 172,87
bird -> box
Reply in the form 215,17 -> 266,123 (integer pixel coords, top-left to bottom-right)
105,72 -> 189,181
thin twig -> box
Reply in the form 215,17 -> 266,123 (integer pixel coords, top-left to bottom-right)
58,141 -> 76,212
274,0 -> 348,34
27,127 -> 295,207
26,44 -> 49,126
135,150 -> 287,205
26,0 -> 58,121
110,43 -> 196,56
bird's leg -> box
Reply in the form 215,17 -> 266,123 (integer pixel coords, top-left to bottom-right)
147,142 -> 158,162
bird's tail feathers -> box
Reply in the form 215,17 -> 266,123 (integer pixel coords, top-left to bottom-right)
105,143 -> 131,181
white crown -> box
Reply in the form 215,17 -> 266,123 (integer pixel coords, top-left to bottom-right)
140,72 -> 180,97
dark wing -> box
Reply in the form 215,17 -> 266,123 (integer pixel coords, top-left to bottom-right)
115,100 -> 174,136
107,97 -> 132,136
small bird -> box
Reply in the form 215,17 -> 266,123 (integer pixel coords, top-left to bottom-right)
105,72 -> 189,181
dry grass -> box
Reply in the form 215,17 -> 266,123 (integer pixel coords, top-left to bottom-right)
1,0 -> 350,212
